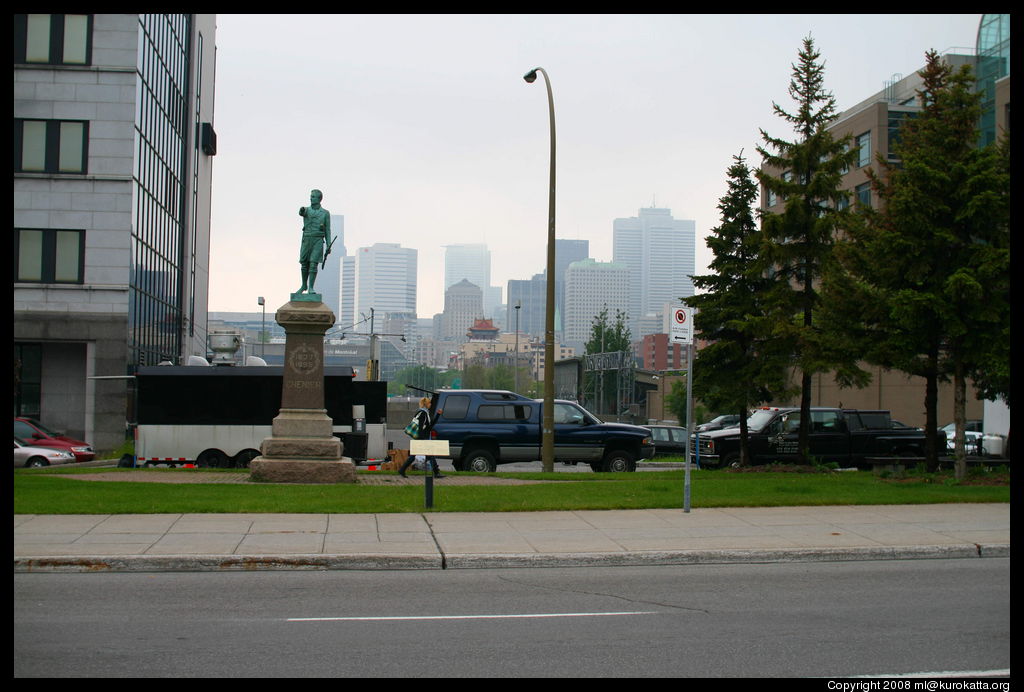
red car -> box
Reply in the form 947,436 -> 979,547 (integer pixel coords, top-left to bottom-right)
13,417 -> 95,462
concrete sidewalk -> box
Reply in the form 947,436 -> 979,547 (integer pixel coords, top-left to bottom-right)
13,503 -> 1009,573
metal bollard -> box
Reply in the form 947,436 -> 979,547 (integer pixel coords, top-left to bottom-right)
425,474 -> 434,509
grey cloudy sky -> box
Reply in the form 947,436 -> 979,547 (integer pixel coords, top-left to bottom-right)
208,13 -> 983,319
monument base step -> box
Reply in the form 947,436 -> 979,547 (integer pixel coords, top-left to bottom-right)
249,458 -> 357,484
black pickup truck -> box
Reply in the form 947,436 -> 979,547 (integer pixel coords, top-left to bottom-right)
691,407 -> 936,468
423,389 -> 654,472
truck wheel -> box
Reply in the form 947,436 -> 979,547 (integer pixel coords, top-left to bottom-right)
197,449 -> 229,468
233,449 -> 260,468
722,452 -> 742,469
603,450 -> 636,472
464,449 -> 496,472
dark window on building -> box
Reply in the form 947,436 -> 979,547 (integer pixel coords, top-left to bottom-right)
14,343 -> 43,419
13,14 -> 93,66
14,229 -> 85,283
855,182 -> 872,208
856,131 -> 871,168
887,111 -> 917,161
14,119 -> 88,174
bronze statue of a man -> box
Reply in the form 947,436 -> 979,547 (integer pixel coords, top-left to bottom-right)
297,189 -> 333,294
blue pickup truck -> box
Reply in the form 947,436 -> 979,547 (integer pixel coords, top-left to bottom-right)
423,389 -> 654,472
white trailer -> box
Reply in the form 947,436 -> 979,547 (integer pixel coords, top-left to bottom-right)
130,365 -> 388,467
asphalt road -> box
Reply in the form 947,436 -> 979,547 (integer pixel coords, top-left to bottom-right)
15,558 -> 1010,678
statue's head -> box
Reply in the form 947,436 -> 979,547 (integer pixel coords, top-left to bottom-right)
310,189 -> 323,204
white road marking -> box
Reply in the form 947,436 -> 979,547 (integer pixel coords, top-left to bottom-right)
853,670 -> 1010,678
288,611 -> 657,622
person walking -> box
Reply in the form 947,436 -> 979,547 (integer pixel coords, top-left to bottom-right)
399,397 -> 444,478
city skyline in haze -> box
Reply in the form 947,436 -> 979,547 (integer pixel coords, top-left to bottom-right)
208,13 -> 984,318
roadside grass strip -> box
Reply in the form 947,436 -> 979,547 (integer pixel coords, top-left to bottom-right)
13,467 -> 1009,515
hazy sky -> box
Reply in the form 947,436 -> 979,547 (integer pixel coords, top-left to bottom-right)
208,13 -> 983,320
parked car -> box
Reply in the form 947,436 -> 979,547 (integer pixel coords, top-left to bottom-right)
692,407 -> 940,468
644,425 -> 689,458
13,417 -> 95,462
940,421 -> 1005,457
694,414 -> 742,433
14,437 -> 76,467
425,389 -> 654,472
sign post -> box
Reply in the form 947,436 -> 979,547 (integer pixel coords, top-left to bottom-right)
670,306 -> 694,513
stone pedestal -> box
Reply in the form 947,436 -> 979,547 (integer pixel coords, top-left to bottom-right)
249,298 -> 356,483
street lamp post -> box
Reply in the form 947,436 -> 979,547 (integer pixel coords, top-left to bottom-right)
258,296 -> 266,358
514,301 -> 521,394
524,66 -> 556,473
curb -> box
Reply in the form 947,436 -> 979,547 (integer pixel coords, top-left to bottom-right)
14,543 -> 1009,573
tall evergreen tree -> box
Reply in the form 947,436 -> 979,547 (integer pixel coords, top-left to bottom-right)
823,51 -> 1010,477
686,152 -> 792,465
755,36 -> 860,464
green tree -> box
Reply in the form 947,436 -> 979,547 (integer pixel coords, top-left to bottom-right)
755,36 -> 860,464
584,306 -> 631,415
387,365 -> 457,396
663,379 -> 689,427
823,51 -> 1010,477
686,152 -> 794,465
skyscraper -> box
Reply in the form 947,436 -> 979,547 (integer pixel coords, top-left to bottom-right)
14,13 -> 217,451
352,243 -> 417,325
444,243 -> 501,316
506,273 -> 547,338
613,207 -> 696,338
441,279 -> 483,342
563,259 -> 629,353
554,238 -> 589,335
320,214 -> 345,323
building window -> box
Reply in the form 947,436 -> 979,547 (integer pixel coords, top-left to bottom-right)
14,343 -> 43,419
856,132 -> 871,168
14,229 -> 85,283
855,183 -> 872,208
13,14 -> 92,66
887,110 -> 918,162
14,119 -> 89,174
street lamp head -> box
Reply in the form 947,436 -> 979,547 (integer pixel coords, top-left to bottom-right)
257,296 -> 265,306
523,69 -> 538,83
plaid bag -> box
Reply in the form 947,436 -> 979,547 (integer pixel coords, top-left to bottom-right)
403,416 -> 420,438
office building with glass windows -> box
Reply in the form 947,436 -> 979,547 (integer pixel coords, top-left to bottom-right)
612,207 -> 695,339
976,13 -> 1010,147
14,14 -> 217,452
563,258 -> 630,354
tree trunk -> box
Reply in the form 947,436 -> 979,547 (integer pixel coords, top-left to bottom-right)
798,272 -> 813,465
954,357 -> 967,481
924,348 -> 940,473
738,400 -> 749,466
798,370 -> 812,464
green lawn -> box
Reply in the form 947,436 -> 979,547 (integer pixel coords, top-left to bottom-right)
12,466 -> 1010,514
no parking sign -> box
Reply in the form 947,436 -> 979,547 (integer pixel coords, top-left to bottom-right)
670,306 -> 693,345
